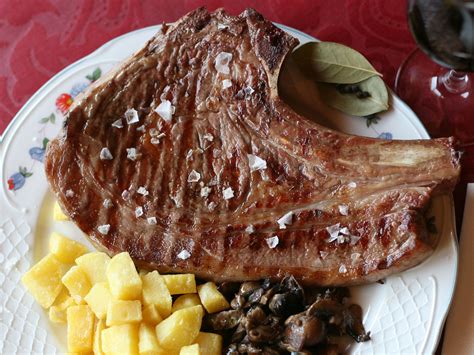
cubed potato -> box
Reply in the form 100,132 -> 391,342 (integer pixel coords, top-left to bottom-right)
84,282 -> 112,319
172,294 -> 201,313
197,282 -> 230,313
62,266 -> 92,304
142,271 -> 172,318
93,318 -> 106,355
101,324 -> 138,354
142,304 -> 163,325
195,332 -> 222,355
155,305 -> 204,350
75,252 -> 110,285
49,232 -> 88,264
49,296 -> 76,323
139,323 -> 167,355
106,299 -> 142,326
53,201 -> 69,221
67,305 -> 94,353
106,252 -> 142,300
21,253 -> 68,308
180,344 -> 200,355
162,274 -> 196,295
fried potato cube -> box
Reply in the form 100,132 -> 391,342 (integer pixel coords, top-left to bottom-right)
172,294 -> 201,313
62,265 -> 92,304
75,252 -> 110,285
53,201 -> 69,221
197,282 -> 230,313
66,305 -> 94,353
195,332 -> 223,355
84,282 -> 112,319
142,271 -> 172,318
49,232 -> 88,264
106,252 -> 142,300
162,274 -> 196,295
21,253 -> 67,308
49,296 -> 76,323
155,305 -> 204,350
142,304 -> 163,325
93,318 -> 106,355
139,323 -> 167,355
101,324 -> 138,354
180,344 -> 200,355
106,299 -> 142,326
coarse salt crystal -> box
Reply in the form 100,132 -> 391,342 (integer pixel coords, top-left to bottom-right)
348,181 -> 357,188
155,100 -> 174,122
217,23 -> 228,30
127,148 -> 138,160
277,211 -> 293,229
245,225 -> 255,234
188,170 -> 201,183
326,223 -> 341,243
222,79 -> 232,89
135,206 -> 144,218
339,264 -> 347,274
124,108 -> 139,124
223,187 -> 234,200
103,199 -> 112,209
338,204 -> 349,216
339,227 -> 350,235
247,154 -> 267,172
208,201 -> 217,211
136,125 -> 145,132
203,133 -> 214,142
177,249 -> 191,260
147,217 -> 157,225
244,86 -> 255,95
100,147 -> 113,160
215,52 -> 232,74
137,186 -> 149,196
112,119 -> 123,128
121,190 -> 130,200
65,189 -> 75,197
98,224 -> 110,235
266,236 -> 279,249
200,186 -> 211,198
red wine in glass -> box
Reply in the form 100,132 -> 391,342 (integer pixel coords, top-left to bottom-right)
396,0 -> 474,182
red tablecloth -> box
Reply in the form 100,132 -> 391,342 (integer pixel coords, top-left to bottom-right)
0,1 -> 471,352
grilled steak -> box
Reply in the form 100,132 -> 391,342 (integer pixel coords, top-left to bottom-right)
45,8 -> 460,286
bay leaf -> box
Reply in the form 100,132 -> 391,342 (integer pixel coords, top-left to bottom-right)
292,42 -> 382,84
319,76 -> 389,116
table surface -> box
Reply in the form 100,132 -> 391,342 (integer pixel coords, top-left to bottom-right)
1,0 -> 471,353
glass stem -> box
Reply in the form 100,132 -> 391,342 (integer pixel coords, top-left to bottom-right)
441,69 -> 470,94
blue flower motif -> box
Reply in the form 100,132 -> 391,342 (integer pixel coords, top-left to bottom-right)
8,172 -> 25,190
29,147 -> 45,162
377,132 -> 393,140
70,82 -> 89,98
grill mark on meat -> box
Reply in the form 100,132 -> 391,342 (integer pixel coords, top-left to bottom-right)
45,7 -> 460,286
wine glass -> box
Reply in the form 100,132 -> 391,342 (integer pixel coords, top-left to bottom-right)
395,0 -> 474,181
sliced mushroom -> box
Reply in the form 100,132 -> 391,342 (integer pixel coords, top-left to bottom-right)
343,304 -> 371,342
283,313 -> 326,351
206,309 -> 244,330
238,281 -> 261,297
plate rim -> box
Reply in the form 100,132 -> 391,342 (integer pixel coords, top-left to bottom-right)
0,23 -> 459,354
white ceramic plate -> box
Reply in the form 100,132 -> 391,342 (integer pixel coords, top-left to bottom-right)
0,25 -> 458,354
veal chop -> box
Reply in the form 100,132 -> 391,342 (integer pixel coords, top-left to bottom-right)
45,8 -> 460,286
